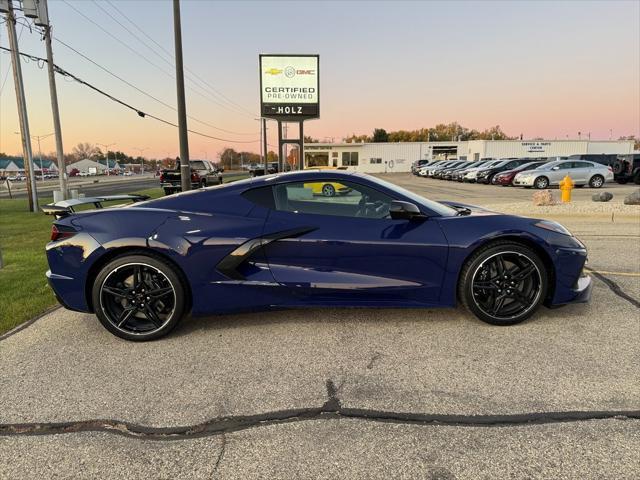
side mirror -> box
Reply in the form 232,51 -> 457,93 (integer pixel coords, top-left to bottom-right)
390,200 -> 426,221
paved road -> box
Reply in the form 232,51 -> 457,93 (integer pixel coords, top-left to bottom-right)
0,181 -> 639,479
0,175 -> 159,199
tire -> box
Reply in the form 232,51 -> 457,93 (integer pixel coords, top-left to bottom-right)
200,179 -> 207,188
534,176 -> 549,189
634,172 -> 640,185
163,188 -> 174,196
612,160 -> 626,175
588,174 -> 604,188
458,241 -> 548,326
92,254 -> 187,341
616,178 -> 629,185
322,184 -> 336,197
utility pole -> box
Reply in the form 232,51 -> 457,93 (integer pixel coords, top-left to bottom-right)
5,0 -> 38,212
40,0 -> 67,199
262,118 -> 267,165
173,0 -> 190,192
97,142 -> 115,175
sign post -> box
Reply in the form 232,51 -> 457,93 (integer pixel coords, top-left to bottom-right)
259,54 -> 319,172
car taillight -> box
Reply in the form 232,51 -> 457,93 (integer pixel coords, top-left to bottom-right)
190,170 -> 200,182
608,166 -> 613,172
51,224 -> 77,242
159,173 -> 165,182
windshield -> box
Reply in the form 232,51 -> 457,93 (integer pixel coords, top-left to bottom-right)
190,160 -> 208,170
363,175 -> 458,217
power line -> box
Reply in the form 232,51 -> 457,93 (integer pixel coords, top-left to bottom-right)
103,0 -> 256,118
61,0 -> 257,120
0,46 -> 261,144
53,36 -> 255,136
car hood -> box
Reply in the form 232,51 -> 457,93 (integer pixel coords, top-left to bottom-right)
437,200 -> 500,216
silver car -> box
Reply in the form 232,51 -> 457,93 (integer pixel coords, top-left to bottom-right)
513,160 -> 613,189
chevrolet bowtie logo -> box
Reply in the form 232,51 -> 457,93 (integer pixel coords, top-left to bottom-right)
264,68 -> 283,75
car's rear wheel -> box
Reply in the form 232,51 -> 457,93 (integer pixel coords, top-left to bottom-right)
92,254 -> 187,341
534,176 -> 549,189
322,184 -> 336,197
588,174 -> 604,188
459,242 -> 548,326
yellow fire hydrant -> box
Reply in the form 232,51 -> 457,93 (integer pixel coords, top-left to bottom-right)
559,174 -> 574,203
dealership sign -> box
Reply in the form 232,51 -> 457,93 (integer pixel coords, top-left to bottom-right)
259,54 -> 319,120
522,141 -> 551,152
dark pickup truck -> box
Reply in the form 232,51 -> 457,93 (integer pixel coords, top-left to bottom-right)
160,160 -> 223,195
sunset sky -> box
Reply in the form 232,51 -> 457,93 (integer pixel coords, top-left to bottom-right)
1,0 -> 638,160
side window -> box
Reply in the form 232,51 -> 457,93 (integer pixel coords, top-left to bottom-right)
504,161 -> 516,169
557,162 -> 573,170
273,180 -> 393,219
342,152 -> 359,166
242,186 -> 275,209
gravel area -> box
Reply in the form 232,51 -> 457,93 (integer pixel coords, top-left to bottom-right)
482,199 -> 640,216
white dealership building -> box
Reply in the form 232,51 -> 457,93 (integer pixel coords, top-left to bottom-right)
303,139 -> 635,173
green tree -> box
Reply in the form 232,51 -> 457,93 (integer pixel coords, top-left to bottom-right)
372,128 -> 389,142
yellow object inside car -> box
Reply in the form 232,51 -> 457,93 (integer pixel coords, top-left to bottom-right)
303,181 -> 351,197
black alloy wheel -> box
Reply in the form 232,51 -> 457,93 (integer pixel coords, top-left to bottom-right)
93,254 -> 186,341
459,242 -> 547,326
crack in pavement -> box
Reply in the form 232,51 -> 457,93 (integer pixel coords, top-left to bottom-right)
1,380 -> 638,441
210,433 -> 226,479
588,269 -> 640,309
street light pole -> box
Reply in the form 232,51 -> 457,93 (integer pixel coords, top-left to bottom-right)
97,142 -> 115,175
133,147 -> 147,174
173,0 -> 191,192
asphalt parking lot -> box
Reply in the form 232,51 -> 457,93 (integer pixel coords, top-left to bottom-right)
1,174 -> 638,479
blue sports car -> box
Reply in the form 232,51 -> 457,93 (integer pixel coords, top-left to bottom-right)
44,171 -> 591,341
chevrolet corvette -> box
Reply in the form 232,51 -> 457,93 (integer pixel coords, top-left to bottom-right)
43,171 -> 591,341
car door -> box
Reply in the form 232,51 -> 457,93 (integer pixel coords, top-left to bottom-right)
260,178 -> 449,306
549,161 -> 573,184
570,161 -> 592,184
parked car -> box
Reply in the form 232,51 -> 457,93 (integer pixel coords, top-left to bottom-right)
433,161 -> 467,179
612,154 -> 640,185
160,159 -> 222,195
492,161 -> 548,186
416,160 -> 445,177
475,159 -> 534,185
462,160 -> 504,183
411,159 -> 431,175
422,160 -> 459,178
513,160 -> 613,189
42,170 -> 591,341
447,160 -> 487,181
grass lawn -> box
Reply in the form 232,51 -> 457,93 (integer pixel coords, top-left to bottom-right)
0,187 -> 163,335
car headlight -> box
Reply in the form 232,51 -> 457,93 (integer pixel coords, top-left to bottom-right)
534,220 -> 573,236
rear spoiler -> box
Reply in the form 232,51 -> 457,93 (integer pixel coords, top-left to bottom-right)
41,194 -> 150,219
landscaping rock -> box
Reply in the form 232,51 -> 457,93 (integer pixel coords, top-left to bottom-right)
623,189 -> 640,205
592,191 -> 613,202
532,190 -> 555,206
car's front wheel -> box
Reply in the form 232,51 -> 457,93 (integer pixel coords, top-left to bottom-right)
322,184 -> 336,197
534,176 -> 549,189
92,254 -> 187,341
459,242 -> 548,326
